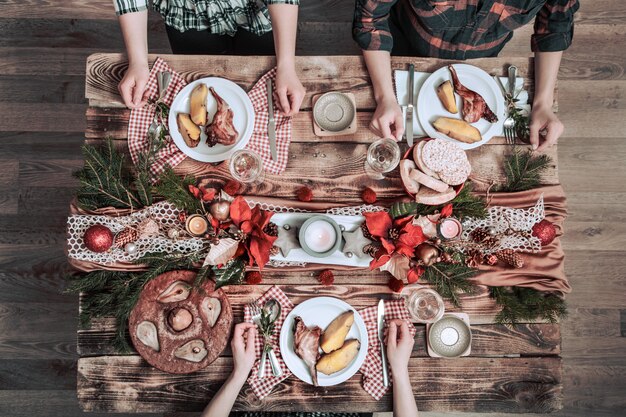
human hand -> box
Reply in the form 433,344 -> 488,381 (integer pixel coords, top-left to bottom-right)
529,103 -> 564,152
370,97 -> 404,141
231,322 -> 257,379
386,319 -> 414,375
118,61 -> 150,109
274,64 -> 306,116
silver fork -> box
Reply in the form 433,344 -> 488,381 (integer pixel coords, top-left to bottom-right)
495,73 -> 516,145
248,302 -> 269,378
147,71 -> 171,141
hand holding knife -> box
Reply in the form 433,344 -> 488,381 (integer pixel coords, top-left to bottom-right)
266,78 -> 278,161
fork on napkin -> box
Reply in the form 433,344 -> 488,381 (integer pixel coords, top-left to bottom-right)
243,286 -> 294,399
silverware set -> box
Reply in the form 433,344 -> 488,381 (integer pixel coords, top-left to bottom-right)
248,299 -> 283,378
147,71 -> 171,141
495,65 -> 518,145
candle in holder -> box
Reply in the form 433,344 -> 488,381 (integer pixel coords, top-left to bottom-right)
438,217 -> 462,241
186,214 -> 209,237
304,220 -> 337,253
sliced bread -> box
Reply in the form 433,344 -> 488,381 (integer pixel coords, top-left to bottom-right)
413,141 -> 439,179
415,186 -> 456,205
409,168 -> 450,193
400,159 -> 420,194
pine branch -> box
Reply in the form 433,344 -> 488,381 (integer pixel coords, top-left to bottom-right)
489,287 -> 568,326
213,259 -> 246,290
73,139 -> 144,210
421,261 -> 478,307
498,149 -> 553,192
154,167 -> 203,213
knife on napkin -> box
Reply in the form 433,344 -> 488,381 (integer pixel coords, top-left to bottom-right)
377,299 -> 389,387
406,64 -> 415,147
266,78 -> 277,161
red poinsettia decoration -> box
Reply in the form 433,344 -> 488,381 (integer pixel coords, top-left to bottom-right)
229,197 -> 277,270
363,211 -> 427,271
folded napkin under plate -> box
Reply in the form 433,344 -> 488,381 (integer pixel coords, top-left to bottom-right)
394,69 -> 530,137
127,58 -> 292,179
244,286 -> 414,400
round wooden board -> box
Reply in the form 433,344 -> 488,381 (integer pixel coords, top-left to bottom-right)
129,270 -> 233,374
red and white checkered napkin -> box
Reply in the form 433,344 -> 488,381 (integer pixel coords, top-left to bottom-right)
358,299 -> 417,400
246,67 -> 292,174
127,60 -> 291,179
127,57 -> 188,179
243,285 -> 295,399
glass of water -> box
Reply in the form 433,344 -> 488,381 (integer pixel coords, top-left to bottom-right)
229,149 -> 265,184
365,138 -> 401,179
406,287 -> 445,324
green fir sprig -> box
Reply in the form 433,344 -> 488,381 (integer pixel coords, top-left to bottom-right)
154,167 -> 203,213
489,287 -> 567,326
498,149 -> 553,192
420,257 -> 478,307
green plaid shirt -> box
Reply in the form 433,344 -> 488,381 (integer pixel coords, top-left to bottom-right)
113,0 -> 299,36
353,0 -> 580,59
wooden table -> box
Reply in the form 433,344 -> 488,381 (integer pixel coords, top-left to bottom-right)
77,53 -> 562,414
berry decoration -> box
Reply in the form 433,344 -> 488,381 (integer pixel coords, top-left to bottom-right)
318,269 -> 335,286
388,277 -> 404,293
296,186 -> 313,202
361,187 -> 377,204
245,271 -> 263,285
532,219 -> 557,246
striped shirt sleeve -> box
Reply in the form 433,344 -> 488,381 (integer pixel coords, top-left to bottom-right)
352,0 -> 397,52
532,0 -> 580,52
113,0 -> 149,16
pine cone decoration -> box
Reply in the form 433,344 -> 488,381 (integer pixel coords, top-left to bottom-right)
495,249 -> 524,268
465,250 -> 483,268
363,243 -> 381,257
263,222 -> 279,237
114,228 -> 138,248
388,227 -> 400,240
360,222 -> 373,240
470,228 -> 490,242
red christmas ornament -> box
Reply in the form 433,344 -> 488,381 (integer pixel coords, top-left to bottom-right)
318,269 -> 335,286
83,224 -> 113,253
223,180 -> 241,196
532,219 -> 557,246
245,271 -> 262,285
388,277 -> 404,293
296,186 -> 313,202
361,187 -> 377,204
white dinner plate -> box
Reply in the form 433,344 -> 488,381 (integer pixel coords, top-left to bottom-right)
279,297 -> 369,387
167,77 -> 255,162
417,64 -> 504,149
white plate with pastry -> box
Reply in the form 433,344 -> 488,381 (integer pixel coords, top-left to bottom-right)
279,297 -> 368,387
417,64 -> 504,149
168,77 -> 255,163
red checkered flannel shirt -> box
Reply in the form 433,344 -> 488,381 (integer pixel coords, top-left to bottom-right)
353,0 -> 580,59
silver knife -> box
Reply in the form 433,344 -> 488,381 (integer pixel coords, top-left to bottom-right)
377,299 -> 389,387
406,64 -> 415,147
266,78 -> 277,161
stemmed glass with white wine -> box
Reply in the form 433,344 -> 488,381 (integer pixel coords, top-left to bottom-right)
365,138 -> 401,179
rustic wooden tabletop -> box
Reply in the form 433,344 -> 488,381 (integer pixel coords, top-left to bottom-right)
77,53 -> 561,414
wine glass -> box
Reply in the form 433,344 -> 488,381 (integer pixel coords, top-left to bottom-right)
229,149 -> 265,184
405,287 -> 445,324
365,138 -> 401,179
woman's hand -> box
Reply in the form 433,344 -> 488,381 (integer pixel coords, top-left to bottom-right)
274,64 -> 306,116
231,322 -> 257,379
386,319 -> 414,375
529,103 -> 564,152
370,97 -> 404,141
118,61 -> 150,109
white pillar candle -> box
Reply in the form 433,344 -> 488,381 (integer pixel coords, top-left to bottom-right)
304,220 -> 337,253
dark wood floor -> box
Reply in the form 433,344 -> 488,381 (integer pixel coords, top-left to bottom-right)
0,1 -> 624,416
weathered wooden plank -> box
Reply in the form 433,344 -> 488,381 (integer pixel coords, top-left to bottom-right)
0,102 -> 86,132
77,355 -> 562,413
0,359 -> 77,389
77,321 -> 559,357
0,132 -> 85,159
